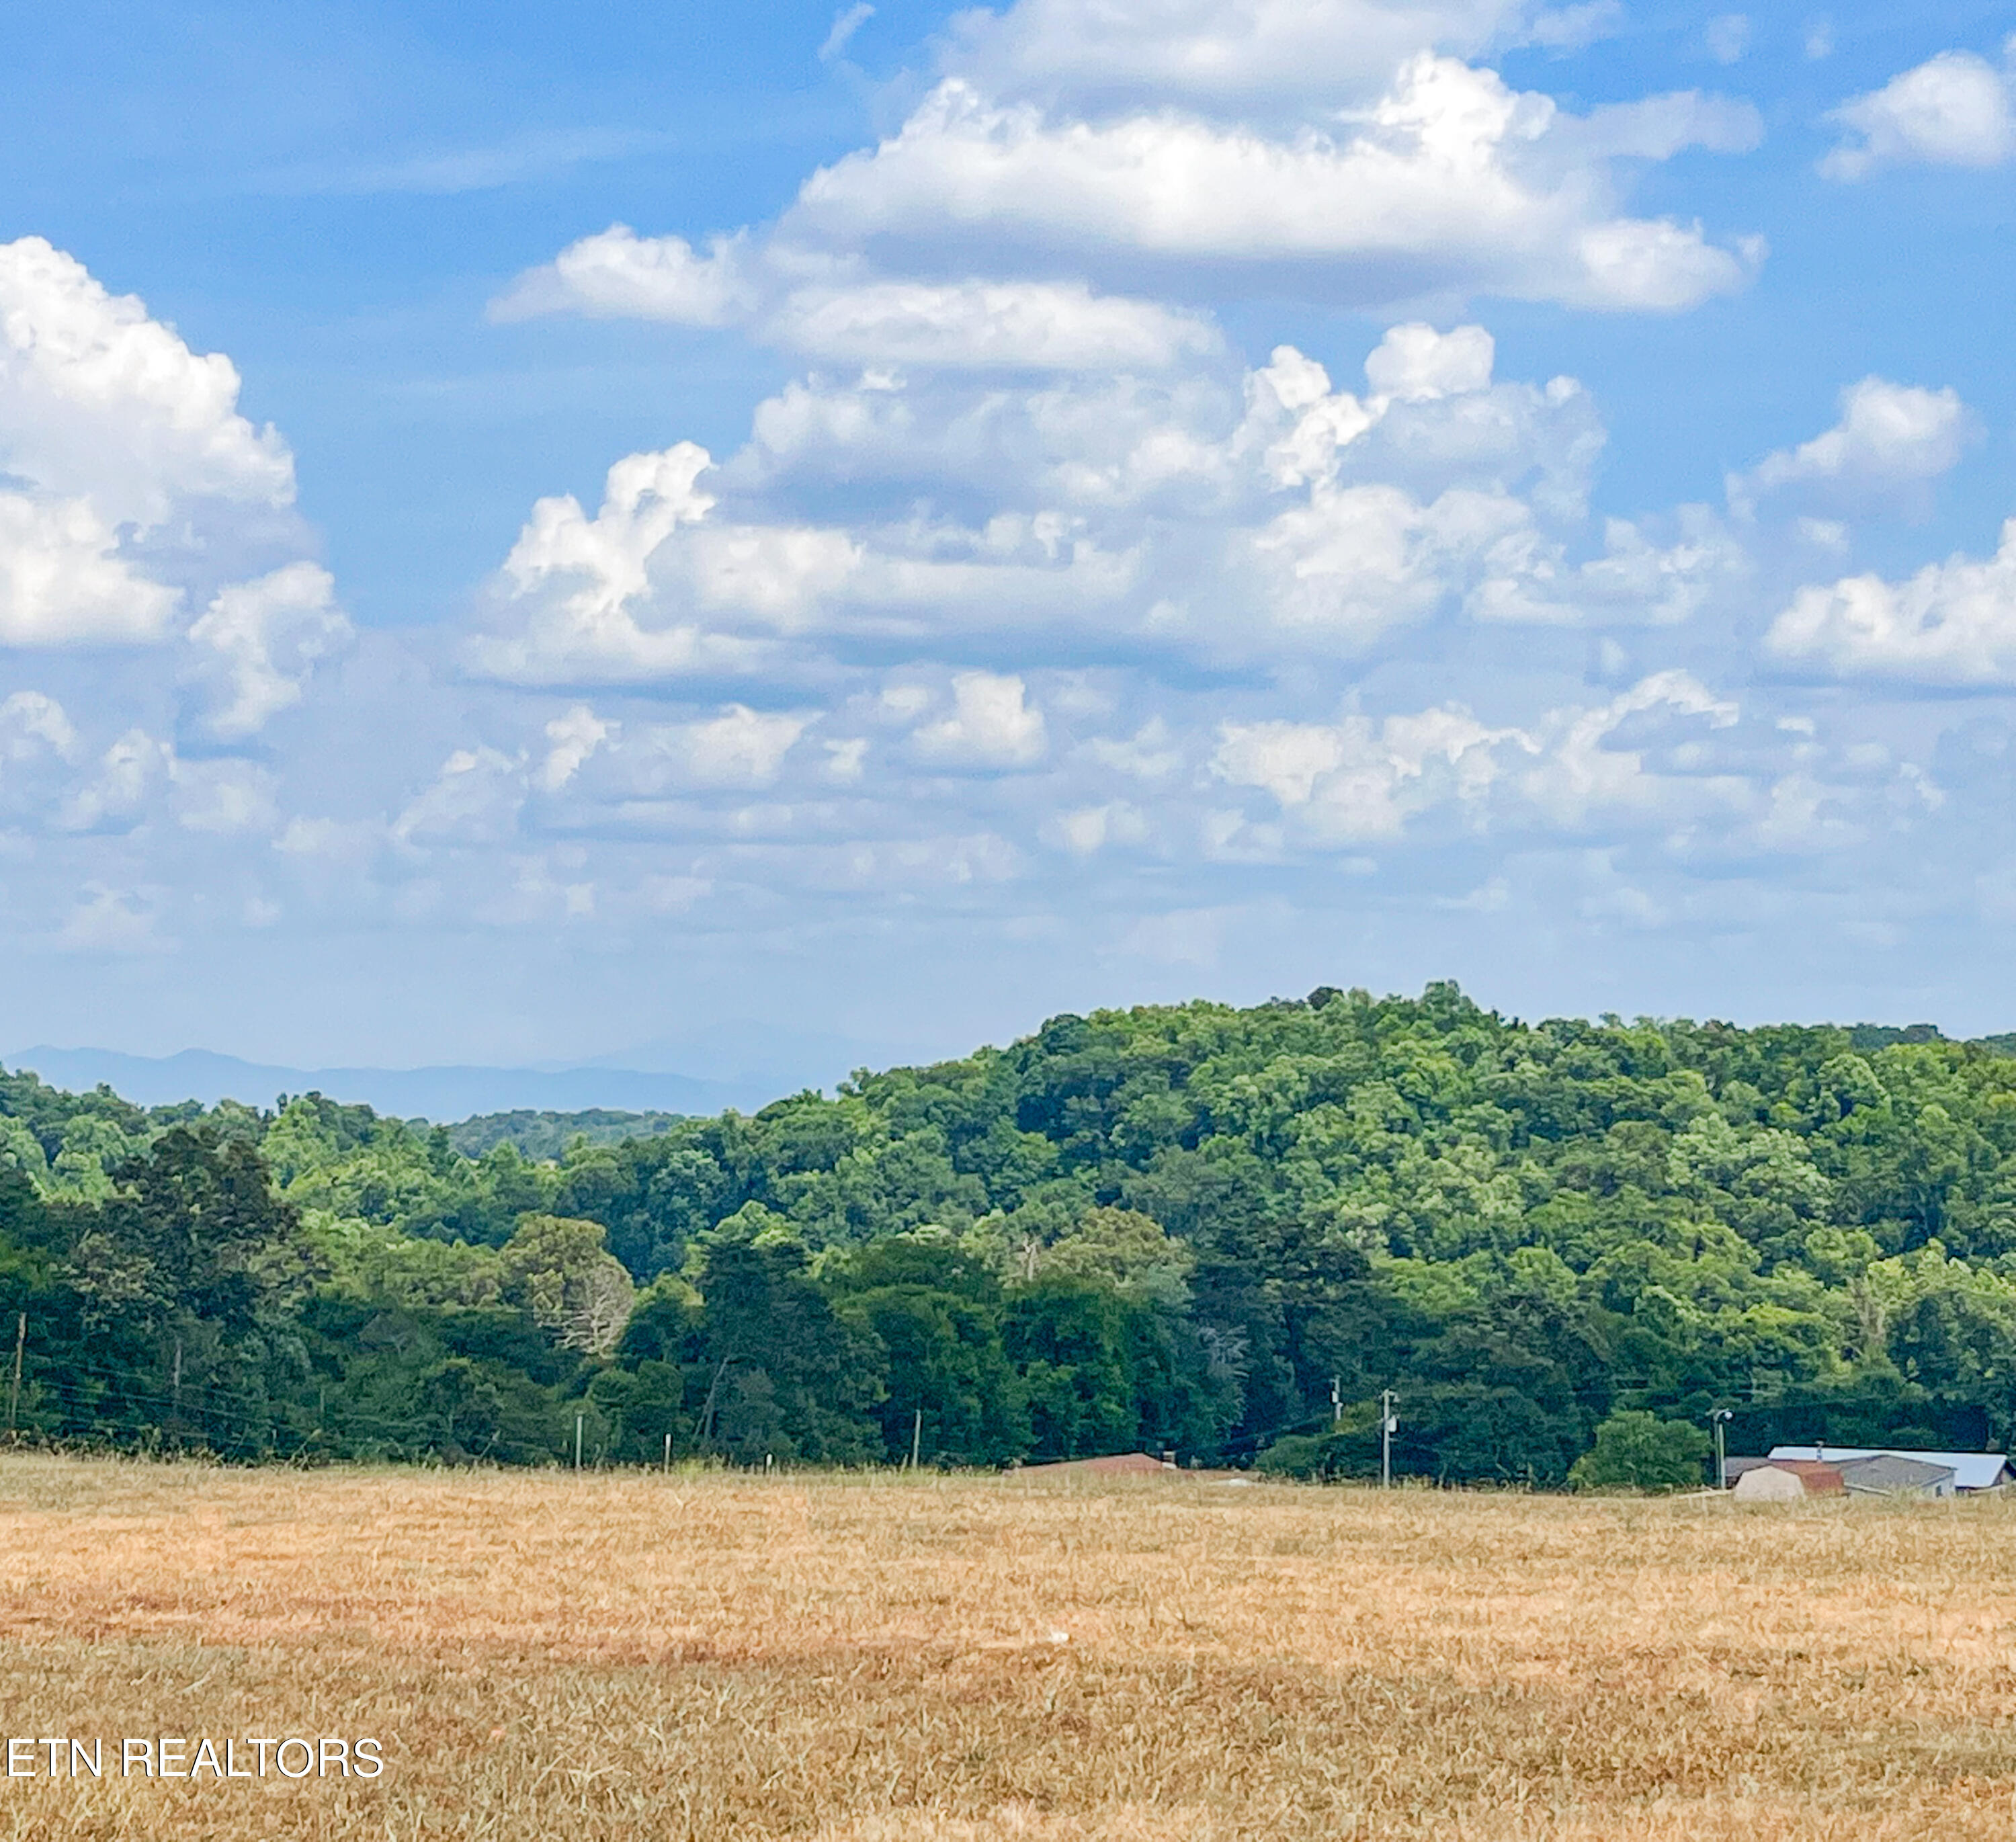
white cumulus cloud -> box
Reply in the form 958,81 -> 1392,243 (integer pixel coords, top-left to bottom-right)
490,226 -> 757,327
914,671 -> 1048,765
470,444 -> 773,683
1214,671 -> 1741,842
0,492 -> 180,644
1822,48 -> 2016,179
0,692 -> 77,763
790,60 -> 1757,312
1768,519 -> 2016,685
1215,704 -> 1518,840
636,705 -> 811,789
539,705 -> 616,792
187,562 -> 351,738
1731,376 -> 1975,516
0,234 -> 341,763
0,237 -> 294,526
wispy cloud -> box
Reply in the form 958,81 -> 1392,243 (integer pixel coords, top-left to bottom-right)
251,128 -> 678,198
819,3 -> 875,65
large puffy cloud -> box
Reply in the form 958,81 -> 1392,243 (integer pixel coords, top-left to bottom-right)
1768,520 -> 2016,685
472,430 -> 1152,685
1822,46 -> 2016,180
501,0 -> 1761,358
472,321 -> 1657,687
0,237 -> 294,528
0,239 -> 342,730
790,61 -> 1757,312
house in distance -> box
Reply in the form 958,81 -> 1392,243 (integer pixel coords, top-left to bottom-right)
1726,1448 -> 2013,1500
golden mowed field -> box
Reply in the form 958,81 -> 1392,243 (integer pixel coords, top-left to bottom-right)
0,1461 -> 2014,1838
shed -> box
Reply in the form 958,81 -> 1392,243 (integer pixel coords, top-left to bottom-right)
1732,1465 -> 1806,1502
1012,1452 -> 1177,1478
1733,1461 -> 1843,1499
1767,1447 -> 2013,1493
1837,1454 -> 1956,1499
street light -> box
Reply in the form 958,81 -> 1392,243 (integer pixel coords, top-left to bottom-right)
1708,1408 -> 1734,1491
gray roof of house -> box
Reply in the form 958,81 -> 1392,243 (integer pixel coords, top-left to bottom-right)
1836,1454 -> 1956,1493
1769,1447 -> 2010,1491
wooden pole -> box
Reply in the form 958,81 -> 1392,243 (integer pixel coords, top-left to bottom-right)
910,1408 -> 923,1472
574,1413 -> 584,1472
695,1355 -> 737,1446
663,1431 -> 672,1475
7,1312 -> 22,1440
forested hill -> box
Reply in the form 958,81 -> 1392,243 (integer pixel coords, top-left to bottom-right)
444,1108 -> 687,1161
5,982 -> 2016,1485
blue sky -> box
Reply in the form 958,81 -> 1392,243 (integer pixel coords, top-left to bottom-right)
5,0 -> 2016,1085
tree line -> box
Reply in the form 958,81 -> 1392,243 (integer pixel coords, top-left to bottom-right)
3,982 -> 2016,1485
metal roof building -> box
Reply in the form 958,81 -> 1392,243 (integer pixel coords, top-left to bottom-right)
1767,1447 -> 2012,1493
1837,1454 -> 1956,1498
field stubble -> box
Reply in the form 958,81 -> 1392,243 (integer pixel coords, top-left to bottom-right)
0,1459 -> 2011,1837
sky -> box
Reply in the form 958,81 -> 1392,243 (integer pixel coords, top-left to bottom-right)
5,0 -> 2016,1085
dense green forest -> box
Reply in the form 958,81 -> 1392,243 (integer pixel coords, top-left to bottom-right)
5,982 -> 2016,1486
444,1107 -> 689,1161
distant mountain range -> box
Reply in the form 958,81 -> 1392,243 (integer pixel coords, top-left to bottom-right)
1,1046 -> 765,1122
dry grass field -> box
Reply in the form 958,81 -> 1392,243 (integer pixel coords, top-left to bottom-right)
0,1461 -> 2012,1838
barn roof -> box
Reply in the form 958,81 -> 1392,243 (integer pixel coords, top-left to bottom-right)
1013,1452 -> 1175,1478
1837,1454 -> 1955,1494
1765,1460 -> 1845,1494
1768,1448 -> 2012,1491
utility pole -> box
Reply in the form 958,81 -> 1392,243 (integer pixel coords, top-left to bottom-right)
663,1432 -> 672,1475
7,1312 -> 22,1441
1331,1377 -> 1341,1429
574,1413 -> 584,1472
171,1339 -> 183,1450
1381,1390 -> 1397,1488
1709,1409 -> 1733,1492
694,1353 -> 740,1446
910,1408 -> 923,1472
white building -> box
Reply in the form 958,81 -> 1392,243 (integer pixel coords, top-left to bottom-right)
1767,1447 -> 2010,1493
